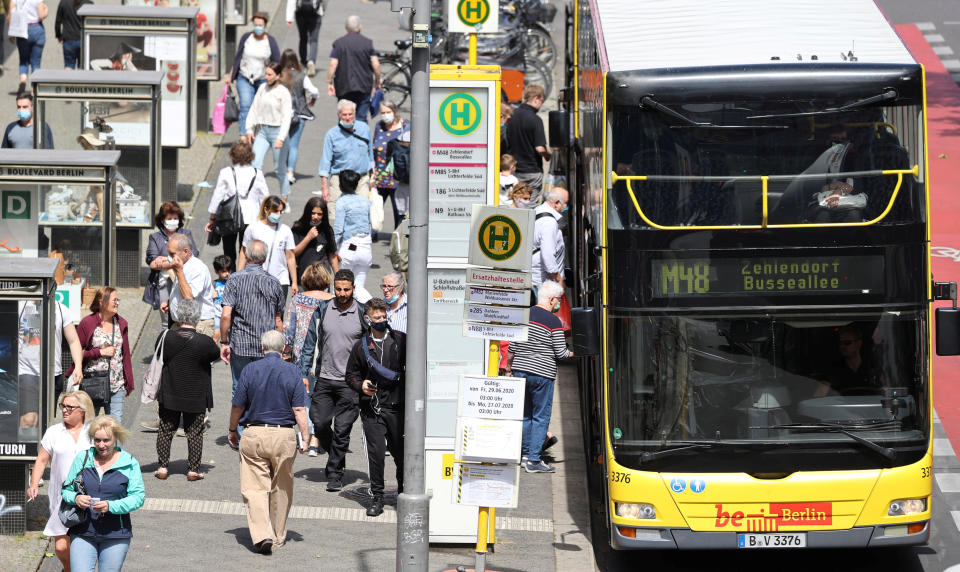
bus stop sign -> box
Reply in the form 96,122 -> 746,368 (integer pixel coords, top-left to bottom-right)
448,0 -> 499,34
468,205 -> 533,271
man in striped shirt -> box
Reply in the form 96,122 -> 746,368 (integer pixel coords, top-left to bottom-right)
506,280 -> 573,473
220,240 -> 286,401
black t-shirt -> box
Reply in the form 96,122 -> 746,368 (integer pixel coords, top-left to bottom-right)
294,227 -> 335,277
823,359 -> 873,395
330,33 -> 375,97
505,103 -> 547,173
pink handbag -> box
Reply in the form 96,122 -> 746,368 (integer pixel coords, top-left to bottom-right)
212,84 -> 230,134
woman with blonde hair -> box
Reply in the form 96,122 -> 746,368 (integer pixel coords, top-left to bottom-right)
27,390 -> 95,572
284,262 -> 333,455
507,181 -> 532,208
61,415 -> 144,571
67,287 -> 134,424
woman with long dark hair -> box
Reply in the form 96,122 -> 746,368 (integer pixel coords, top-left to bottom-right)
291,196 -> 338,278
278,48 -> 318,186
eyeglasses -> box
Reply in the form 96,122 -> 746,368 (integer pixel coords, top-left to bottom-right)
381,284 -> 399,291
61,404 -> 80,413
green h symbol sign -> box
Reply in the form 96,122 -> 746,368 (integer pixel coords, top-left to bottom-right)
450,101 -> 471,128
464,0 -> 482,18
486,224 -> 510,250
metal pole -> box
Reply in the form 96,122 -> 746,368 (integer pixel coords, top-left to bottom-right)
397,0 -> 431,569
469,32 -> 477,65
475,505 -> 489,572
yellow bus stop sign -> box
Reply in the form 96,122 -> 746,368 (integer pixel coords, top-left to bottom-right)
469,205 -> 533,271
456,0 -> 490,27
447,0 -> 499,34
438,92 -> 483,136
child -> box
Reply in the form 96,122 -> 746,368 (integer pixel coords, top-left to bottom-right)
212,255 -> 231,341
500,154 -> 518,206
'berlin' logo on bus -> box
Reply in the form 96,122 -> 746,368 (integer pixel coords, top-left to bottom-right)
714,502 -> 832,531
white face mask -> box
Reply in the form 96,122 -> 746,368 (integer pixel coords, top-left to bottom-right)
381,113 -> 395,124
164,220 -> 179,231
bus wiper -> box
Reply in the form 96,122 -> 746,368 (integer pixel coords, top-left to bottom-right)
746,88 -> 899,119
640,96 -> 786,130
639,442 -> 714,463
759,423 -> 896,461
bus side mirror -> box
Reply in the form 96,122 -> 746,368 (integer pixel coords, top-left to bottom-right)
549,110 -> 571,149
571,307 -> 601,356
937,307 -> 960,356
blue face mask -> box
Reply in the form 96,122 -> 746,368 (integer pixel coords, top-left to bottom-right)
252,25 -> 265,35
268,213 -> 281,224
17,109 -> 30,122
385,293 -> 400,304
561,204 -> 569,215
340,120 -> 354,130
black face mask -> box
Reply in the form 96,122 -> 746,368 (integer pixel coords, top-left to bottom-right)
368,320 -> 388,332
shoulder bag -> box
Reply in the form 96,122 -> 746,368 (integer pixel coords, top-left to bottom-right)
215,167 -> 257,236
58,450 -> 90,528
140,330 -> 169,404
81,318 -> 116,404
223,84 -> 240,123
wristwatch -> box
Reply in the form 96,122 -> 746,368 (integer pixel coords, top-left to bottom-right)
228,428 -> 237,432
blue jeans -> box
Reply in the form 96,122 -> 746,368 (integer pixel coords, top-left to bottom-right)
70,536 -> 130,572
236,75 -> 264,136
106,390 -> 125,425
252,124 -> 291,197
230,353 -> 260,436
356,94 -> 372,123
282,119 -> 305,173
62,39 -> 82,69
17,23 -> 45,77
515,370 -> 555,463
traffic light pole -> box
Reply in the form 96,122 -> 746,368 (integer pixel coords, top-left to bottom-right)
396,0 -> 431,569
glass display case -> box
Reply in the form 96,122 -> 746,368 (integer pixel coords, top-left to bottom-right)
31,69 -> 163,230
0,259 -> 58,459
120,0 -> 224,80
80,5 -> 199,148
0,150 -> 121,288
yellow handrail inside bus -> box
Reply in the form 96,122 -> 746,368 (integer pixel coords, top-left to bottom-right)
611,165 -> 919,230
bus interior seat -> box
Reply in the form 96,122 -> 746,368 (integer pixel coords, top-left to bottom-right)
727,179 -> 789,225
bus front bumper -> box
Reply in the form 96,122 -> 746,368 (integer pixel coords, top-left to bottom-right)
611,521 -> 929,550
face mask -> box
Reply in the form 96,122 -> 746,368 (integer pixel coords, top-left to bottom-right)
268,213 -> 282,224
560,204 -> 569,215
167,255 -> 175,263
381,113 -> 394,124
368,320 -> 388,332
17,109 -> 30,122
552,300 -> 562,313
252,25 -> 265,35
164,219 -> 179,231
340,120 -> 354,130
385,293 -> 400,304
515,198 -> 529,208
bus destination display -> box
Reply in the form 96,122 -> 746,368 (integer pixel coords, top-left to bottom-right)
651,255 -> 884,297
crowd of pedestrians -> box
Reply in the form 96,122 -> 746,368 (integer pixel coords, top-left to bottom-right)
15,6 -> 568,564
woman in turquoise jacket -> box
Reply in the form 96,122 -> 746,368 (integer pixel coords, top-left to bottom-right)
61,414 -> 145,572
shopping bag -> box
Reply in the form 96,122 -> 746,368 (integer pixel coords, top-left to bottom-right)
557,294 -> 572,332
8,9 -> 27,39
369,189 -> 385,232
212,84 -> 230,134
223,85 -> 240,123
140,331 -> 168,404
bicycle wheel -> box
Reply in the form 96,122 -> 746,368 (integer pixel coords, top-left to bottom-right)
379,58 -> 411,108
523,57 -> 553,100
524,26 -> 557,70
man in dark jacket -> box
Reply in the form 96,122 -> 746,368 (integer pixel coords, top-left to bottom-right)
345,297 -> 404,516
326,15 -> 380,121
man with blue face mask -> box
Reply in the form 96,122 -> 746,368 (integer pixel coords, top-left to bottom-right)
317,99 -> 373,223
2,93 -> 54,149
531,186 -> 569,296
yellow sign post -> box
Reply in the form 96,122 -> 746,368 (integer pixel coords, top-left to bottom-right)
447,0 -> 499,65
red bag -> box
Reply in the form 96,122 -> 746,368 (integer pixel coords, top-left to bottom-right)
557,294 -> 572,332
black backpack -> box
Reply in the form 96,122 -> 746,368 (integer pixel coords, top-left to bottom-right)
215,167 -> 257,236
296,0 -> 320,12
388,138 -> 410,184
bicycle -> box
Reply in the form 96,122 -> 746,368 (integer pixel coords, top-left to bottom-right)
377,39 -> 413,108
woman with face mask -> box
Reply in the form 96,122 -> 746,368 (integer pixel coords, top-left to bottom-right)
239,195 -> 299,297
244,61 -> 294,209
278,48 -> 319,187
372,100 -> 410,229
228,11 -> 280,138
142,202 -> 199,330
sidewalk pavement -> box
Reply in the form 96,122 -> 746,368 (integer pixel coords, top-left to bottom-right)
4,0 -> 598,569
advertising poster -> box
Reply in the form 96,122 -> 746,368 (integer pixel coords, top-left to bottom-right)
125,0 -> 219,79
0,301 -> 20,441
0,187 -> 39,257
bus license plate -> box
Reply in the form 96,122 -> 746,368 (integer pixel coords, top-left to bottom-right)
738,533 -> 806,548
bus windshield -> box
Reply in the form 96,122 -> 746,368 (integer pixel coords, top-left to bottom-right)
608,100 -> 924,228
607,310 -> 929,472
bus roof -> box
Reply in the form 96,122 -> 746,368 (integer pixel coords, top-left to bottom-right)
591,0 -> 917,72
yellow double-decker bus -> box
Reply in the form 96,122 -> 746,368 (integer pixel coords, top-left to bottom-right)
559,0 -> 960,552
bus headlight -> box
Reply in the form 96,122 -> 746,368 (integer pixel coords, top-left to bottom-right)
888,498 -> 926,516
615,502 -> 656,519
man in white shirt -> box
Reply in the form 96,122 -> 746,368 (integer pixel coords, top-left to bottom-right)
531,187 -> 569,295
161,233 -> 218,339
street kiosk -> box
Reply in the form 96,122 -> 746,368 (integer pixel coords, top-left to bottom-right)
79,4 -> 199,161
0,258 -> 59,535
0,150 -> 122,288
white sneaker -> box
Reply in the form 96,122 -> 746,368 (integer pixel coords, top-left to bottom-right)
307,61 -> 316,77
287,171 -> 296,184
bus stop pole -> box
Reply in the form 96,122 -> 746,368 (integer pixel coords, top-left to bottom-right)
469,32 -> 477,65
396,0 -> 431,569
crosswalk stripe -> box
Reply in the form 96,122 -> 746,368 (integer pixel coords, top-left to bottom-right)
935,46 -> 956,55
917,22 -> 937,31
935,438 -> 957,458
926,34 -> 947,43
936,473 -> 960,493
952,511 -> 960,534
